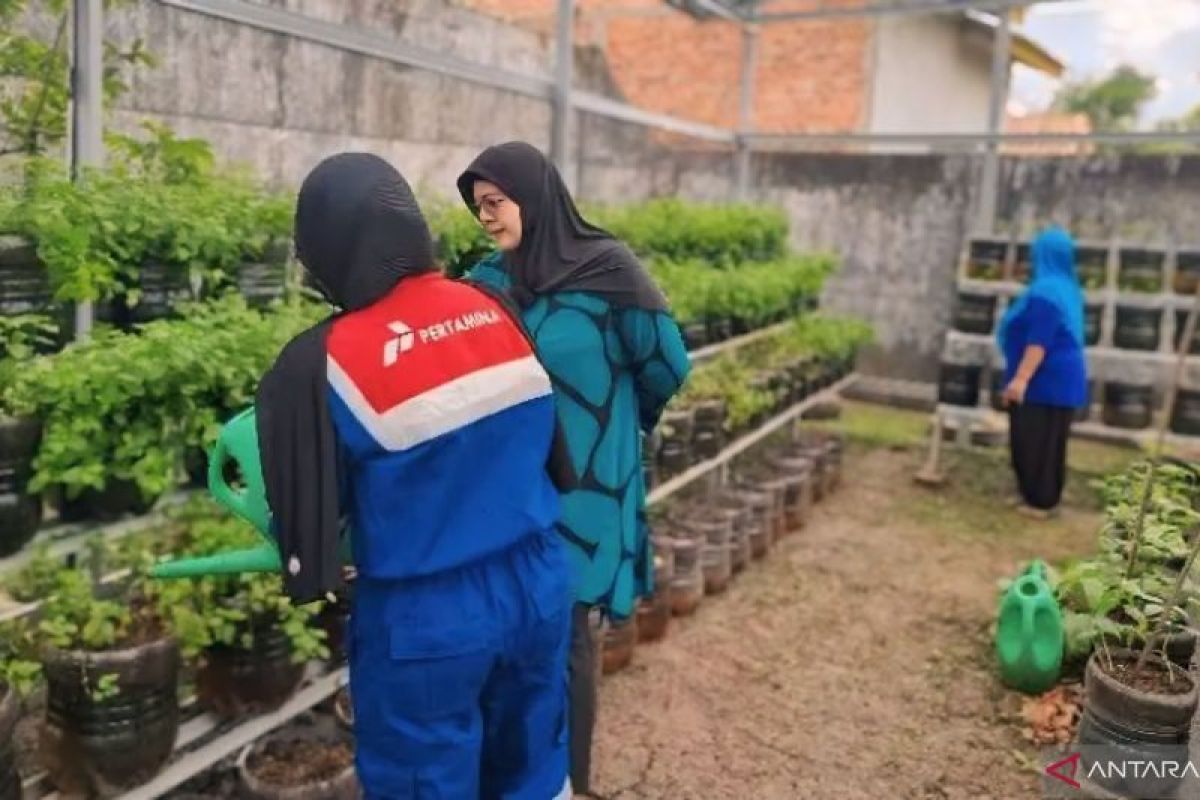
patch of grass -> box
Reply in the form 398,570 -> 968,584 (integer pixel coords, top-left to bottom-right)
806,400 -> 927,450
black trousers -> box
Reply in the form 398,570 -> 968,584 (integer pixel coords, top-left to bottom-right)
1009,403 -> 1074,510
569,604 -> 597,793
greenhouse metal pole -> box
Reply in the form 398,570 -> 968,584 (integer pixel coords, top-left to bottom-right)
71,0 -> 104,339
550,0 -> 574,182
734,23 -> 758,201
976,10 -> 1009,235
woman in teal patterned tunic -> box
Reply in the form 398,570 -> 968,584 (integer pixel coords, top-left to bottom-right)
458,142 -> 690,796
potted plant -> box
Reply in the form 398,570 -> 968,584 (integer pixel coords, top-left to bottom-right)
601,619 -> 636,675
0,236 -> 51,316
1118,247 -> 1165,294
0,627 -> 42,800
1114,305 -> 1162,351
952,292 -> 997,335
237,723 -> 358,800
1102,380 -> 1154,430
36,567 -> 181,797
965,239 -> 1006,281
1174,250 -> 1200,296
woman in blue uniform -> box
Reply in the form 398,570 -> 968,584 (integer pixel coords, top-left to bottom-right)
998,225 -> 1089,519
457,142 -> 691,796
257,152 -> 576,798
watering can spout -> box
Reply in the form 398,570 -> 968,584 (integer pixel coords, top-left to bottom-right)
150,407 -> 281,580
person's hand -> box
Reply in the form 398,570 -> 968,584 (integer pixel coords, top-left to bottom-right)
1002,377 -> 1028,407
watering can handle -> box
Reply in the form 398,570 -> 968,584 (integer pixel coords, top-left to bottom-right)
208,435 -> 253,524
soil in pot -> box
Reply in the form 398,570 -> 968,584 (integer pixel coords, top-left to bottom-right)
1084,303 -> 1102,346
937,363 -> 981,408
196,622 -> 305,718
240,731 -> 358,800
41,636 -> 180,798
1102,382 -> 1154,430
0,687 -> 21,800
601,620 -> 636,675
1113,306 -> 1162,351
952,292 -> 997,335
635,592 -> 671,643
1098,655 -> 1195,696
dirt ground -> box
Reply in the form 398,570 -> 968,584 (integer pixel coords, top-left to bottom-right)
588,403 -> 1128,800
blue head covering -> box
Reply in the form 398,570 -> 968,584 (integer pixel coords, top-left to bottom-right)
997,227 -> 1084,351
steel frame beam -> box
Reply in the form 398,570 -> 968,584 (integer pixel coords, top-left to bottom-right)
745,130 -> 1200,149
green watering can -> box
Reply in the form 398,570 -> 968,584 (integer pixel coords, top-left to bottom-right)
995,559 -> 1064,694
151,407 -> 284,578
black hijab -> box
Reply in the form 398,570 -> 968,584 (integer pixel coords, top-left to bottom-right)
256,152 -> 436,603
456,141 -> 668,311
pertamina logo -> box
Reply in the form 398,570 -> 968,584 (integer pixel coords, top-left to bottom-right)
383,321 -> 415,366
382,309 -> 504,366
1045,752 -> 1081,790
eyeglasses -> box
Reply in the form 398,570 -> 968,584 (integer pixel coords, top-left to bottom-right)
474,195 -> 508,218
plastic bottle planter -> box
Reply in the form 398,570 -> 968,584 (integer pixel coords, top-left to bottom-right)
691,400 -> 727,461
1102,382 -> 1154,430
667,536 -> 703,617
1113,306 -> 1162,352
937,363 -> 982,408
195,621 -> 306,719
1084,303 -> 1103,347
995,561 -> 1064,694
1078,650 -> 1197,799
601,619 -> 637,675
656,409 -> 695,478
1118,247 -> 1165,294
0,416 -> 42,557
237,727 -> 359,800
237,240 -> 291,309
41,637 -> 181,798
966,240 -> 1006,281
640,430 -> 660,491
1170,389 -> 1200,436
0,688 -> 20,800
95,264 -> 194,330
0,236 -> 51,317
1172,310 -> 1200,355
700,543 -> 732,595
1174,250 -> 1200,296
952,292 -> 997,335
1077,249 -> 1109,291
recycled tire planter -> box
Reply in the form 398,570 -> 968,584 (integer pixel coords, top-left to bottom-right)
601,620 -> 636,675
0,415 -> 42,557
952,292 -> 996,335
40,636 -> 180,798
0,236 -> 51,315
1084,303 -> 1103,347
0,686 -> 21,800
1103,382 -> 1154,430
1170,389 -> 1200,437
937,363 -> 981,408
238,727 -> 358,800
196,622 -> 305,718
1113,306 -> 1162,351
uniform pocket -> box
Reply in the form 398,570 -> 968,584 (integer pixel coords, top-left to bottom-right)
383,623 -> 497,720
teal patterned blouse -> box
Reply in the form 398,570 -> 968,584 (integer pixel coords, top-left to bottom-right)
467,253 -> 691,618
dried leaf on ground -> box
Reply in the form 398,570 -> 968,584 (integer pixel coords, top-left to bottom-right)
1021,684 -> 1082,746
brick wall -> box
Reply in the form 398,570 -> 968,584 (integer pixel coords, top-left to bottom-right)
458,0 -> 871,133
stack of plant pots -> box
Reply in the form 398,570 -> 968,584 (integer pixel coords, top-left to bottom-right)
1077,649 -> 1197,799
765,452 -> 815,530
657,409 -> 695,478
721,488 -> 773,560
41,636 -> 181,797
679,514 -> 733,596
0,415 -> 42,557
690,400 -> 727,462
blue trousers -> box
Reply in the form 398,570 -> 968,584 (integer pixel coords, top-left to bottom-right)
348,531 -> 572,799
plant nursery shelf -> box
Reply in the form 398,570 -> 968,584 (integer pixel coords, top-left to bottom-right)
945,329 -> 1200,365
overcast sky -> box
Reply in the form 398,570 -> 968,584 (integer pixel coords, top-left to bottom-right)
1010,0 -> 1200,126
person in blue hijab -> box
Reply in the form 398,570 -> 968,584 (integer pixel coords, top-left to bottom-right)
997,225 -> 1089,518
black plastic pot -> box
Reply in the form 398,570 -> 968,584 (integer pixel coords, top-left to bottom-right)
0,416 -> 42,557
56,479 -> 158,523
1084,303 -> 1102,346
937,363 -> 981,407
0,236 -> 51,315
681,322 -> 708,350
96,264 -> 192,329
691,400 -> 726,460
196,621 -> 305,719
1118,248 -> 1165,293
41,636 -> 180,798
952,292 -> 996,335
966,239 -> 1006,281
1170,389 -> 1200,437
657,410 -> 694,476
1175,250 -> 1200,296
990,369 -> 1007,412
1103,382 -> 1154,430
706,317 -> 732,344
1113,306 -> 1162,351
0,687 -> 21,800
237,727 -> 358,800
